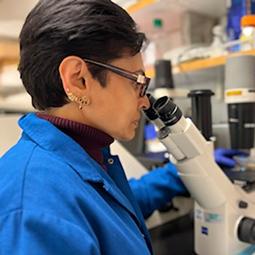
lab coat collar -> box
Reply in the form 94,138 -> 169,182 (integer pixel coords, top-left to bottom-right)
18,113 -> 143,230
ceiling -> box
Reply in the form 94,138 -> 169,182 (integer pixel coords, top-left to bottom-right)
0,0 -> 227,38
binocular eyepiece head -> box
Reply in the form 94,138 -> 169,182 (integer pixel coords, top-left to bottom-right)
145,94 -> 182,126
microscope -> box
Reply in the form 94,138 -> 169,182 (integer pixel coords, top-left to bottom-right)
144,90 -> 255,254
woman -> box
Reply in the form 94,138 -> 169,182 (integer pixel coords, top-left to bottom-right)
0,1 -> 187,254
0,1 -> 241,254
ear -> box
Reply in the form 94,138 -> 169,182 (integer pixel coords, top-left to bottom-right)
59,56 -> 90,96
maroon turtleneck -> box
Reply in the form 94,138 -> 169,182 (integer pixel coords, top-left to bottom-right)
36,112 -> 114,169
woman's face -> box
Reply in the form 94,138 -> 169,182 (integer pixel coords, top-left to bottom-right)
84,53 -> 150,141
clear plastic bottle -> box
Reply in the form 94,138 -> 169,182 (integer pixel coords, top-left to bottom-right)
240,15 -> 255,50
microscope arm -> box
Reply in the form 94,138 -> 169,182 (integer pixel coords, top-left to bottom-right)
158,116 -> 239,209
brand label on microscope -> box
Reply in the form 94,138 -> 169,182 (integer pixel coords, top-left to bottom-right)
195,209 -> 223,223
204,212 -> 223,223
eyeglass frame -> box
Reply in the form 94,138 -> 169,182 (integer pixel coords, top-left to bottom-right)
83,58 -> 150,97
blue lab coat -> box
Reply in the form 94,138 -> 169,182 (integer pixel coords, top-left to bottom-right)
0,113 -> 186,254
0,113 -> 152,254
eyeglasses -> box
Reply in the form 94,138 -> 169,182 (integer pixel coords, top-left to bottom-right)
83,58 -> 150,97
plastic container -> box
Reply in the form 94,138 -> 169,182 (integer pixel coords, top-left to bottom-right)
240,15 -> 255,50
227,0 -> 243,52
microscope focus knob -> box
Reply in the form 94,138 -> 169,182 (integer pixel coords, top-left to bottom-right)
238,217 -> 255,244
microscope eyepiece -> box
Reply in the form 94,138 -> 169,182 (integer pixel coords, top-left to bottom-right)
154,96 -> 182,126
143,93 -> 159,121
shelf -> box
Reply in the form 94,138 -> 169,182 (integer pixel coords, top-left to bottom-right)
145,49 -> 255,77
125,0 -> 225,17
126,0 -> 156,13
1,40 -> 255,79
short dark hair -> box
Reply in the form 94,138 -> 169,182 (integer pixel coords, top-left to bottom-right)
18,0 -> 146,110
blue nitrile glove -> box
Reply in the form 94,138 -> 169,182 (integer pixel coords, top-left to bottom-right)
129,162 -> 188,219
214,148 -> 247,168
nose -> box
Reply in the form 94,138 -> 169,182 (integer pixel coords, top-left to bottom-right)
139,94 -> 151,110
